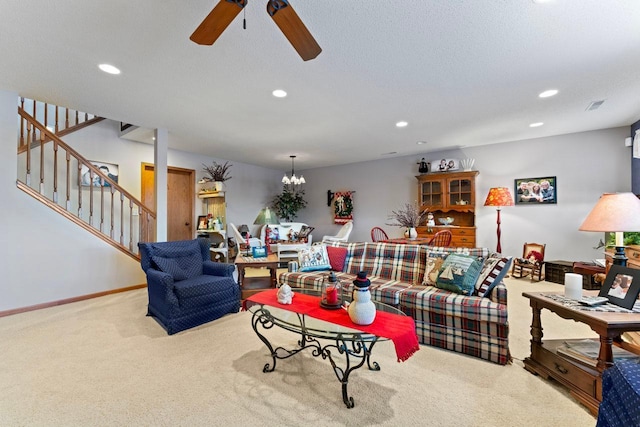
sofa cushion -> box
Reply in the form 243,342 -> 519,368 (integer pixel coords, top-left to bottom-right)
298,244 -> 332,272
326,246 -> 348,271
435,254 -> 484,295
475,256 -> 513,297
360,243 -> 426,283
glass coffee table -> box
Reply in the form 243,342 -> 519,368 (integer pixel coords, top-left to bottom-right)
246,288 -> 406,408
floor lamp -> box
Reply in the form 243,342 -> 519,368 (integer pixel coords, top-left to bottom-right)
579,192 -> 640,267
484,187 -> 514,253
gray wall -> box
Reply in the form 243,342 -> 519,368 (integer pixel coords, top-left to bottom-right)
297,127 -> 631,262
0,87 -> 633,311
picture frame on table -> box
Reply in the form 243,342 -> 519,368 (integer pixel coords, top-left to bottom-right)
434,158 -> 459,172
598,265 -> 640,310
252,246 -> 267,258
514,176 -> 557,205
197,215 -> 208,231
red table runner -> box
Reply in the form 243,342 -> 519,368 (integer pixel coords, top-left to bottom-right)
245,289 -> 419,362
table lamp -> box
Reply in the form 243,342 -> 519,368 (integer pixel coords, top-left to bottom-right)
254,207 -> 281,254
483,187 -> 515,253
579,192 -> 640,266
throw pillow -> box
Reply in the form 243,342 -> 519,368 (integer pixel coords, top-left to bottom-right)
326,246 -> 348,272
435,254 -> 484,295
423,251 -> 449,286
475,256 -> 513,297
298,244 -> 332,272
152,255 -> 189,281
151,241 -> 203,279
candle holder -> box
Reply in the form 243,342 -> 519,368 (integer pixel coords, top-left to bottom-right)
320,272 -> 344,309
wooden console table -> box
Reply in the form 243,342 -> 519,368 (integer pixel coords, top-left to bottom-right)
522,291 -> 640,416
235,254 -> 279,300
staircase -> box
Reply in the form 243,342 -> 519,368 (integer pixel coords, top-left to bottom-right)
16,98 -> 156,260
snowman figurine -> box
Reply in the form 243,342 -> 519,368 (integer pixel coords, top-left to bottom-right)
427,212 -> 435,227
348,272 -> 376,325
277,284 -> 294,304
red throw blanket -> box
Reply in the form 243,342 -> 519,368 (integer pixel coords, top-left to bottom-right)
246,289 -> 420,362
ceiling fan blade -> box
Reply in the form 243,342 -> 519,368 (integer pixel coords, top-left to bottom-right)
267,0 -> 322,61
190,0 -> 247,45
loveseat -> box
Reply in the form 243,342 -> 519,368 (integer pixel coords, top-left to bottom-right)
279,241 -> 511,365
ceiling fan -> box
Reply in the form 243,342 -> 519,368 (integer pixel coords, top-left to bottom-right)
190,0 -> 322,61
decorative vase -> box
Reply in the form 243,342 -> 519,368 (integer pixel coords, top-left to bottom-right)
404,227 -> 418,239
348,272 -> 376,325
460,158 -> 475,172
214,181 -> 225,192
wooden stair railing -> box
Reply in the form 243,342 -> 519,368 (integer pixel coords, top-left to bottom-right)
16,107 -> 156,260
17,98 -> 105,153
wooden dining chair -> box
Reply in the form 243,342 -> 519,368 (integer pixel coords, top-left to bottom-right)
370,227 -> 389,242
428,230 -> 452,247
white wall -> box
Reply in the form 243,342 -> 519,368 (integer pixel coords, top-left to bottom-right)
0,90 -> 145,311
1,90 -> 282,311
298,127 -> 631,262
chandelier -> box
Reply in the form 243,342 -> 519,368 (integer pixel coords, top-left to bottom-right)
282,155 -> 306,186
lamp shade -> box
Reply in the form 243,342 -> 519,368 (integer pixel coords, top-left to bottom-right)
253,207 -> 281,225
579,192 -> 640,232
484,187 -> 515,207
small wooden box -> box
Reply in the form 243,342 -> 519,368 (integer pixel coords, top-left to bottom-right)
544,260 -> 574,284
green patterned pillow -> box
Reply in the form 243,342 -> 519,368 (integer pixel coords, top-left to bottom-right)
435,254 -> 484,295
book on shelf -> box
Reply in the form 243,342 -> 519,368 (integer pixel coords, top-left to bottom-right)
557,339 -> 640,368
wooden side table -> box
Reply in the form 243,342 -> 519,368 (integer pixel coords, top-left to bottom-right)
522,291 -> 640,416
235,254 -> 279,300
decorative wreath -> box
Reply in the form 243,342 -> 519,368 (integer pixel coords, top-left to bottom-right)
335,192 -> 353,217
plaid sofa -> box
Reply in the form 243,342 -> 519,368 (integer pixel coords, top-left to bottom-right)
280,241 -> 510,365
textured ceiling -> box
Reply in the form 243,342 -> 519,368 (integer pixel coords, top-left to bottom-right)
1,1 -> 640,171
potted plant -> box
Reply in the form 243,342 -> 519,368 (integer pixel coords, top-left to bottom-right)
272,186 -> 307,222
202,161 -> 232,191
386,202 -> 429,239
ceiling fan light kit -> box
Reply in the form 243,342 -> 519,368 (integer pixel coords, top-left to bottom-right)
190,0 -> 321,61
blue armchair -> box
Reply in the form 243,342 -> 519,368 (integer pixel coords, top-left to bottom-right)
138,238 -> 240,335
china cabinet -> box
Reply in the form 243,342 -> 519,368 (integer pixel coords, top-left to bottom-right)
415,170 -> 478,248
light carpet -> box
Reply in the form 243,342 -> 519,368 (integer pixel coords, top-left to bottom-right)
0,277 -> 598,426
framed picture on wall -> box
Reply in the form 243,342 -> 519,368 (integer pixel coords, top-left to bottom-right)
80,161 -> 119,187
514,176 -> 557,205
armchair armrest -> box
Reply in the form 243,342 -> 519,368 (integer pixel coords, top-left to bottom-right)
203,261 -> 235,277
146,268 -> 179,307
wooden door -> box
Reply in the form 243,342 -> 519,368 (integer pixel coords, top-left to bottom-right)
141,163 -> 195,241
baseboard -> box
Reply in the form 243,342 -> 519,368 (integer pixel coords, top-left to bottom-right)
0,283 -> 147,318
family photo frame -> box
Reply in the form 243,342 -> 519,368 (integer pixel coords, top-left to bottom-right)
598,265 -> 640,310
80,161 -> 119,187
514,176 -> 557,205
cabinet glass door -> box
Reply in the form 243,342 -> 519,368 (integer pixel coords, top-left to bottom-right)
449,179 -> 472,206
421,180 -> 443,208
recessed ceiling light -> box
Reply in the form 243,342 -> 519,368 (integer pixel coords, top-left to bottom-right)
416,141 -> 427,145
530,122 -> 544,127
396,121 -> 408,128
272,89 -> 287,98
539,89 -> 558,98
98,63 -> 120,75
